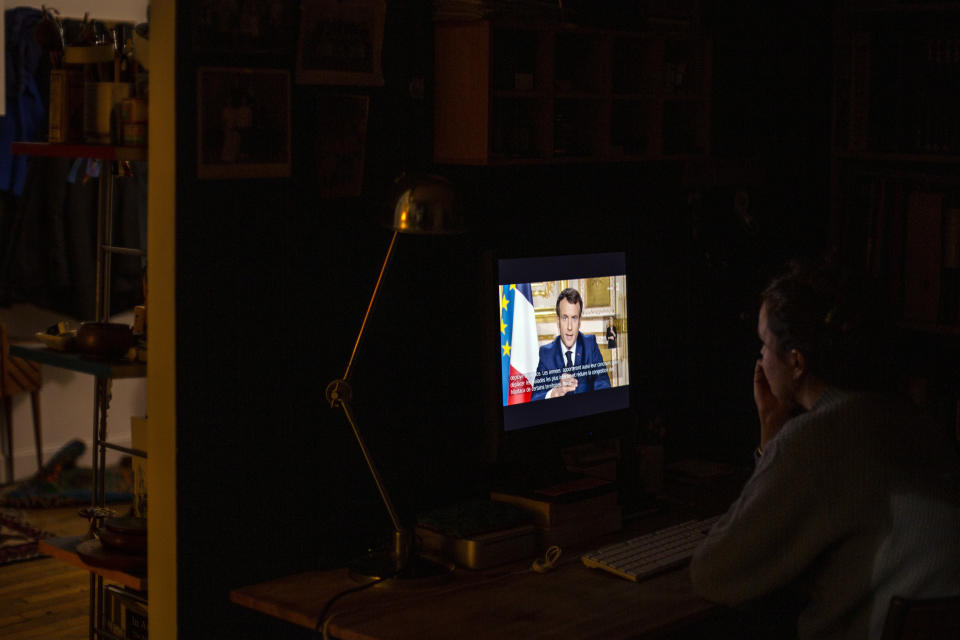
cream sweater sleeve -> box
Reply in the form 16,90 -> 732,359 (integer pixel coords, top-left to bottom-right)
689,407 -> 845,605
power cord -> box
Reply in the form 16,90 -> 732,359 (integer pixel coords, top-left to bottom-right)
313,545 -> 562,638
313,575 -> 390,640
531,545 -> 562,573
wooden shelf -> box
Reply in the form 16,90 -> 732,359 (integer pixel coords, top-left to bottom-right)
833,151 -> 960,165
831,5 -> 960,445
10,343 -> 145,379
39,536 -> 146,591
434,20 -> 710,165
840,2 -> 960,15
897,321 -> 960,338
10,142 -> 147,162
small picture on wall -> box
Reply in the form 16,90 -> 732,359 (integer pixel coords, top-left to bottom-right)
296,0 -> 385,85
315,94 -> 369,197
197,68 -> 291,180
193,0 -> 298,54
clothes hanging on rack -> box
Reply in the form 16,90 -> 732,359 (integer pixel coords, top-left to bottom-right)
0,158 -> 146,319
0,8 -> 47,197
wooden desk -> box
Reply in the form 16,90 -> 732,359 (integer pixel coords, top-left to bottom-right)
230,546 -> 718,639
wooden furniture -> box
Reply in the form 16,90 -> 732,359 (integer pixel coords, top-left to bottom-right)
231,534 -> 718,639
0,323 -> 42,483
38,535 -> 146,591
881,595 -> 960,640
434,20 -> 711,165
9,142 -> 148,640
830,2 -> 960,438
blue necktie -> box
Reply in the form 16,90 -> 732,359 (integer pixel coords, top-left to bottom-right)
565,350 -> 573,367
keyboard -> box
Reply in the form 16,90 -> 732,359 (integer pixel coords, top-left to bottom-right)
581,516 -> 721,582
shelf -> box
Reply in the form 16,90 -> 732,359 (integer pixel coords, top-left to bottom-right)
898,321 -> 960,338
840,2 -> 960,14
10,142 -> 147,162
39,536 -> 146,591
10,343 -> 145,379
434,20 -> 710,164
834,151 -> 960,165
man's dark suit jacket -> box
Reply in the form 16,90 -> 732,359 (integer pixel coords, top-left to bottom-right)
530,333 -> 611,401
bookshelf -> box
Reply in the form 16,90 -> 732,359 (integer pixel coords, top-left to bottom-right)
434,20 -> 711,164
831,1 -> 960,440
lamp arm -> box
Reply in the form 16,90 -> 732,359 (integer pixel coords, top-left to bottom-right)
342,230 -> 399,384
325,229 -> 415,573
326,382 -> 405,533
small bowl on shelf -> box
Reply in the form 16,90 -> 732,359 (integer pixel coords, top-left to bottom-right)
34,329 -> 77,351
75,322 -> 134,360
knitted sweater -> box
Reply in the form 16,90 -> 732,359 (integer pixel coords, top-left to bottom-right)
689,387 -> 960,639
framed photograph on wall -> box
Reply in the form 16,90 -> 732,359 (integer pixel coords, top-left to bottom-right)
315,94 -> 369,197
193,0 -> 298,54
296,0 -> 385,85
197,68 -> 291,180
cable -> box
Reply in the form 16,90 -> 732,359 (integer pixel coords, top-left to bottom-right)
313,545 -> 561,638
321,612 -> 338,640
313,575 -> 389,640
531,545 -> 563,573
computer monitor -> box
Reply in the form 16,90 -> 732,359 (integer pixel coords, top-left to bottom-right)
485,250 -> 632,485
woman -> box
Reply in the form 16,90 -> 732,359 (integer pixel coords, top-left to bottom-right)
690,259 -> 960,639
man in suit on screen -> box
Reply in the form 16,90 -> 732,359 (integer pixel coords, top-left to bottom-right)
530,288 -> 611,401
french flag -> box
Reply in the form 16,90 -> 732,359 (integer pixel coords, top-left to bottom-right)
500,283 -> 539,405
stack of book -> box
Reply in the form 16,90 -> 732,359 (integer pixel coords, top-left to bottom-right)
104,585 -> 147,640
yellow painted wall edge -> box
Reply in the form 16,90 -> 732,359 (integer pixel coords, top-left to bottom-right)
147,0 -> 176,637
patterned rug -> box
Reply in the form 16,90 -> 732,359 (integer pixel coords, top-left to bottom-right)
0,439 -> 133,508
0,508 -> 51,566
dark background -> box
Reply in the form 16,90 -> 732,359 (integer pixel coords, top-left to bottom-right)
174,2 -> 834,637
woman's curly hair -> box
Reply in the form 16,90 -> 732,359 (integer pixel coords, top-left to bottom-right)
761,257 -> 895,391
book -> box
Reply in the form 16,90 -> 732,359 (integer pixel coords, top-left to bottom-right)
941,207 -> 960,324
104,584 -> 148,640
848,32 -> 871,151
903,191 -> 944,324
47,68 -> 84,143
887,179 -> 907,315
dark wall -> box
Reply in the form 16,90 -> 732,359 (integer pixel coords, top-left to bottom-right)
677,2 -> 834,457
174,3 -> 832,637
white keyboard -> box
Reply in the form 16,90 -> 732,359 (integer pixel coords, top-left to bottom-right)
581,516 -> 721,582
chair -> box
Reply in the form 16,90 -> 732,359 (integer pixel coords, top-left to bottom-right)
881,595 -> 960,640
0,324 -> 43,484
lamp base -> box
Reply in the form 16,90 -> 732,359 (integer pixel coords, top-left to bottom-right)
348,551 -> 455,587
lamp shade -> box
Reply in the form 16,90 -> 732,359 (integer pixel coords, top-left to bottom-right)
389,174 -> 463,235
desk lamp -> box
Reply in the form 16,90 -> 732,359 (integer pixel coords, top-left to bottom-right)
325,174 -> 462,581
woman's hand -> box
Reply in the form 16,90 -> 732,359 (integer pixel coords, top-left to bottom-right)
753,359 -> 790,449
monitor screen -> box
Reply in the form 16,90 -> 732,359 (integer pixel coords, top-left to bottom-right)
496,252 -> 630,433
